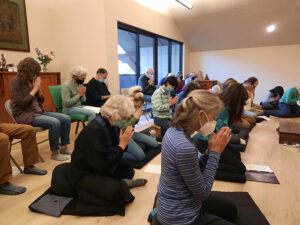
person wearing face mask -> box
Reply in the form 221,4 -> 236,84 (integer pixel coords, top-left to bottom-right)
113,86 -> 158,161
194,84 -> 248,183
9,57 -> 72,161
61,66 -> 96,123
151,76 -> 178,136
138,67 -> 156,102
151,90 -> 237,225
176,72 -> 184,94
84,68 -> 111,107
264,86 -> 300,117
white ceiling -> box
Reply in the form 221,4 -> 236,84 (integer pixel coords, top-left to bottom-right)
167,0 -> 300,51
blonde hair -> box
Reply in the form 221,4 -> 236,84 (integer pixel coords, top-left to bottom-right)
100,95 -> 134,121
70,65 -> 87,77
173,90 -> 224,134
129,86 -> 144,104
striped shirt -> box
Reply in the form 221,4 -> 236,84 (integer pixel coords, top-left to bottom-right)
151,87 -> 172,118
157,127 -> 220,225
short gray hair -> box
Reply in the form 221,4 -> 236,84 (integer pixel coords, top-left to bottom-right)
100,95 -> 134,121
70,65 -> 87,77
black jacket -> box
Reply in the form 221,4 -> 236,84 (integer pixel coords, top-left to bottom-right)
85,78 -> 110,107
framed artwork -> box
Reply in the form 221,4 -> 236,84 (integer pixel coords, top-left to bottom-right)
0,0 -> 30,52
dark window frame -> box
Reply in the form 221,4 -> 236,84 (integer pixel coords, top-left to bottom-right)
118,21 -> 183,86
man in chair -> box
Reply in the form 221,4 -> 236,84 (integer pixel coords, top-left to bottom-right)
0,122 -> 47,195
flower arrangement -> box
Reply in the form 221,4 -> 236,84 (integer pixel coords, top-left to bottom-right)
35,48 -> 55,72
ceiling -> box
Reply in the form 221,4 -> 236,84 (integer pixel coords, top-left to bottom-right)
167,0 -> 300,51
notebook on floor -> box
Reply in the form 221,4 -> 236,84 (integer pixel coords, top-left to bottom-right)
245,164 -> 280,184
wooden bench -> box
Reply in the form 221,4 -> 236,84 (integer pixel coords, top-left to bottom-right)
278,121 -> 300,144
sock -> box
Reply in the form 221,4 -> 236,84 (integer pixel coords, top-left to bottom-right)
121,178 -> 148,188
0,182 -> 26,195
24,166 -> 47,175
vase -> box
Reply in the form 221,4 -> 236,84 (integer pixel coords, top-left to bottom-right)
42,64 -> 48,72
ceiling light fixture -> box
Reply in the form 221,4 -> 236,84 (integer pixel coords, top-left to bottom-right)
175,0 -> 193,10
266,24 -> 276,33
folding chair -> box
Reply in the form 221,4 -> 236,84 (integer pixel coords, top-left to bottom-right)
4,100 -> 45,173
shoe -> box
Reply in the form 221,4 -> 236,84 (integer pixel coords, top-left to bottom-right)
51,153 -> 68,161
0,182 -> 26,195
60,148 -> 72,155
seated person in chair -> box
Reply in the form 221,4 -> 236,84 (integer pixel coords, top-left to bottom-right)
61,65 -> 96,123
138,67 -> 156,102
0,122 -> 47,195
9,57 -> 71,161
151,76 -> 178,136
51,95 -> 147,205
114,86 -> 158,161
85,68 -> 111,107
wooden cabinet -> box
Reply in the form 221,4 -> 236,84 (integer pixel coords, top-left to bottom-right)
0,72 -> 60,123
198,80 -> 217,90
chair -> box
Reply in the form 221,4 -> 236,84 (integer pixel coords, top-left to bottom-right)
48,85 -> 88,134
4,100 -> 45,173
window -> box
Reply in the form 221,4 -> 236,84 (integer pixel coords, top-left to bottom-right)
118,29 -> 137,89
118,22 -> 183,91
157,37 -> 169,84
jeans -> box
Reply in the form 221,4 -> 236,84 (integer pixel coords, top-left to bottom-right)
144,95 -> 152,102
244,110 -> 257,117
63,107 -> 96,123
154,117 -> 171,136
264,102 -> 300,118
31,111 -> 71,151
123,132 -> 159,161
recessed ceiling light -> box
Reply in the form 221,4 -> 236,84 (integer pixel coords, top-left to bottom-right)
266,24 -> 276,33
176,0 -> 193,10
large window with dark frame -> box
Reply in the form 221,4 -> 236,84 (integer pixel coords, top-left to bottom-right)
118,22 -> 183,91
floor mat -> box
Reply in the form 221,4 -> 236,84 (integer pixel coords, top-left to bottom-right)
212,191 -> 270,225
245,171 -> 280,184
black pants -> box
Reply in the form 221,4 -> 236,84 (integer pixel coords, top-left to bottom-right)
152,192 -> 237,225
192,138 -> 246,183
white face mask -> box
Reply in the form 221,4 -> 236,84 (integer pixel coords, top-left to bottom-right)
198,112 -> 216,137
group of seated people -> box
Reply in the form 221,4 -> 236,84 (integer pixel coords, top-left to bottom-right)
1,58 -> 300,225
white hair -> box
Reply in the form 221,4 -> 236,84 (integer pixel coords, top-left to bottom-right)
211,85 -> 222,94
70,65 -> 87,77
167,73 -> 175,77
145,67 -> 154,74
128,86 -> 142,97
100,95 -> 134,121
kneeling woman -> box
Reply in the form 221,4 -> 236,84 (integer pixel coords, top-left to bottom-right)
115,86 -> 158,161
154,90 -> 237,225
51,95 -> 147,214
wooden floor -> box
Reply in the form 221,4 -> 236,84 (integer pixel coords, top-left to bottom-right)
1,116 -> 300,225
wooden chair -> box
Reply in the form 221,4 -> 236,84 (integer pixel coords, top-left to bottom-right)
4,100 -> 45,173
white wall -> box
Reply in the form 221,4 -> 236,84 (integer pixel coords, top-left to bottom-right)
189,44 -> 300,101
1,0 -> 187,95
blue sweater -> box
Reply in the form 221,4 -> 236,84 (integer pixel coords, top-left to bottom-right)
157,127 -> 220,225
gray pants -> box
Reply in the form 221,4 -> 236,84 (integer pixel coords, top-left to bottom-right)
153,117 -> 171,136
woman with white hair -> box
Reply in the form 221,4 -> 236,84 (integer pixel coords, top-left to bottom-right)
50,95 -> 147,215
61,65 -> 96,122
114,86 -> 159,161
152,90 -> 237,225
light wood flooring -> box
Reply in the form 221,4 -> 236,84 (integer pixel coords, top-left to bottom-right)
0,116 -> 300,225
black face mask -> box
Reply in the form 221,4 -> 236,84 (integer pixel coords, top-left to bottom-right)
75,79 -> 84,84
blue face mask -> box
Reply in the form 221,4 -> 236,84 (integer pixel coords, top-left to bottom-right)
166,87 -> 174,93
98,78 -> 105,83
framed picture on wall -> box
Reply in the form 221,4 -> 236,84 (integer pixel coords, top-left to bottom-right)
0,0 -> 30,52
